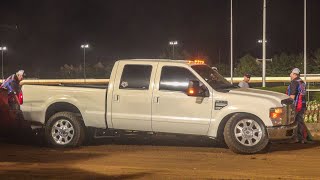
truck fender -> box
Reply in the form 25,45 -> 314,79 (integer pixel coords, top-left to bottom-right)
207,105 -> 272,138
44,95 -> 84,124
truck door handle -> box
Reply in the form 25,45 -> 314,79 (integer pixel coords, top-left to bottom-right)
113,94 -> 120,102
153,97 -> 159,104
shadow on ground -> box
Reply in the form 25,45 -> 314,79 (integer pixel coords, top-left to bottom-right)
1,127 -> 320,154
269,140 -> 320,152
92,134 -> 224,148
0,168 -> 151,180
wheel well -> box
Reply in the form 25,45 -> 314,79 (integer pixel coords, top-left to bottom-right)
45,102 -> 83,123
216,112 -> 263,142
216,113 -> 236,143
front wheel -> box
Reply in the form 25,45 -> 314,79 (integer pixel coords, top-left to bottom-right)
45,112 -> 85,147
224,113 -> 269,154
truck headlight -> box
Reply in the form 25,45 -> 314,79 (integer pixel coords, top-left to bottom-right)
270,107 -> 286,126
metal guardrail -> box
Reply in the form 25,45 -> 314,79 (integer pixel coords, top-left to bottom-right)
19,79 -> 110,85
225,77 -> 292,83
3,76 -> 319,101
19,77 -> 291,85
0,76 -> 318,85
226,76 -> 320,83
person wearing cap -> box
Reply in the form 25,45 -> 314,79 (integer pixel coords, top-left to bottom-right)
238,73 -> 251,88
287,68 -> 311,143
0,70 -> 25,109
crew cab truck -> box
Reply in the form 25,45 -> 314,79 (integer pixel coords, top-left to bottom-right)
21,59 -> 297,154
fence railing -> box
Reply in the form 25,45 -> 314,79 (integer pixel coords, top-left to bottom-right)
19,79 -> 110,85
2,76 -> 320,101
0,76 -> 319,85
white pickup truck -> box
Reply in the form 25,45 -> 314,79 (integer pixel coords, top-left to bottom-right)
21,59 -> 297,154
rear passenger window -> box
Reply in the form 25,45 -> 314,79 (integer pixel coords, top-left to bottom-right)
160,66 -> 198,92
119,65 -> 152,90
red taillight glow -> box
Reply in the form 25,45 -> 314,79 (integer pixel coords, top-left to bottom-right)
18,92 -> 23,105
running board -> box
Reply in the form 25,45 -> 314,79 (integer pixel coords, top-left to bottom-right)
93,128 -> 119,139
93,129 -> 154,139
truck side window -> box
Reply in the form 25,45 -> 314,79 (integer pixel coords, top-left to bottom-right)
159,66 -> 198,92
119,65 -> 152,90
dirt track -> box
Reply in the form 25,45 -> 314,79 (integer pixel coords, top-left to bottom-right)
0,137 -> 320,180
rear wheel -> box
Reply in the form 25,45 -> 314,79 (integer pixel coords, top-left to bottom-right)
224,113 -> 269,154
45,112 -> 85,147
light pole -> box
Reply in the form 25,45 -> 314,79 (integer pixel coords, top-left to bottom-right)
0,46 -> 7,82
169,41 -> 178,59
230,0 -> 233,84
304,0 -> 307,82
262,0 -> 267,87
81,44 -> 89,81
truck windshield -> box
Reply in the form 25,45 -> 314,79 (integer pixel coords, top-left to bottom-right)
191,65 -> 236,90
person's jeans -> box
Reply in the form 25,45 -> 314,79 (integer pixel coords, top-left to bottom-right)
8,95 -> 20,110
296,110 -> 307,141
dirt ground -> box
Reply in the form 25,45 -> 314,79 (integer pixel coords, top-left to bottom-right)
0,136 -> 320,180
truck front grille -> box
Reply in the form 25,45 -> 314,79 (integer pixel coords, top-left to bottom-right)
281,98 -> 295,125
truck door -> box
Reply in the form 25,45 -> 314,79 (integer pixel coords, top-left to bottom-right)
111,61 -> 157,131
152,64 -> 213,135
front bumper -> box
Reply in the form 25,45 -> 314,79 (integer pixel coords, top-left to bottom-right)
266,121 -> 297,140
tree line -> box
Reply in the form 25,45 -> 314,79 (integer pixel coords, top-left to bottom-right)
58,48 -> 320,79
216,48 -> 320,77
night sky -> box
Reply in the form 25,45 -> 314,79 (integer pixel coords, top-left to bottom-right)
1,0 -> 320,76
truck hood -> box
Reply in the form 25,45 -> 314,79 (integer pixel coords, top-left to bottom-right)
228,88 -> 289,104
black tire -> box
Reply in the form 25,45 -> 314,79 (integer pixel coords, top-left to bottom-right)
261,142 -> 272,153
223,113 -> 269,154
45,112 -> 85,148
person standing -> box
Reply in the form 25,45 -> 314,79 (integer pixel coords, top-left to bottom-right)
0,70 -> 25,109
286,68 -> 311,143
238,73 -> 251,88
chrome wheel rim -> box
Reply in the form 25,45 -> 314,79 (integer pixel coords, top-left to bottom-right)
51,119 -> 74,145
234,119 -> 262,146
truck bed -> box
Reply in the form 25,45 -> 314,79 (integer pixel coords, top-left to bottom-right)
21,84 -> 108,129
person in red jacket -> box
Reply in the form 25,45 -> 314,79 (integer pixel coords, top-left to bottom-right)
286,68 -> 312,143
